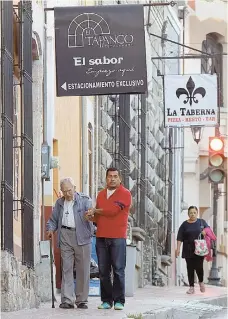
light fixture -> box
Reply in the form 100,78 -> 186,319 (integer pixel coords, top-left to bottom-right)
209,137 -> 224,152
108,95 -> 118,103
191,126 -> 203,144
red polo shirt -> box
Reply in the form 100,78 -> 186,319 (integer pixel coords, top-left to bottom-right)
95,185 -> 132,238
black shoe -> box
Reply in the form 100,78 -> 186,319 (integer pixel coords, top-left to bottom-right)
59,303 -> 74,309
77,303 -> 88,309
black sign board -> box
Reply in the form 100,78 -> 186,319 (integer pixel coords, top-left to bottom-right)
54,5 -> 147,96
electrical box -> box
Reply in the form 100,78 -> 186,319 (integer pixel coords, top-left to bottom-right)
41,143 -> 51,181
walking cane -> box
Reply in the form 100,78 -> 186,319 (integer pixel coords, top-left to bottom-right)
49,238 -> 55,308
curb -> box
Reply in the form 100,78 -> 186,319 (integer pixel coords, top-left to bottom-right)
139,295 -> 227,319
142,308 -> 201,319
199,295 -> 227,307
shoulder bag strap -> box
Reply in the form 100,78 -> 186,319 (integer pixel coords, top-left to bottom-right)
200,219 -> 204,229
199,219 -> 204,239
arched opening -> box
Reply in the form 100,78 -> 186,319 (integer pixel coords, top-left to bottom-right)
68,13 -> 110,47
32,31 -> 42,60
201,33 -> 223,107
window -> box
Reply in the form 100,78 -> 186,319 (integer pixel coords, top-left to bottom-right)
201,33 -> 223,107
88,123 -> 93,198
13,76 -> 21,221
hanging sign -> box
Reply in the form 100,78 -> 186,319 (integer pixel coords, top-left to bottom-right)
164,74 -> 218,127
54,5 -> 147,96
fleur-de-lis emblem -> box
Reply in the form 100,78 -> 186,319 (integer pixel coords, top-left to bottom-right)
176,76 -> 206,106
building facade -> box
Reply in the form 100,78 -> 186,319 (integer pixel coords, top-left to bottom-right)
181,0 -> 228,286
0,0 -> 48,311
94,0 -> 182,287
45,0 -> 183,290
0,0 -> 186,312
44,0 -> 97,290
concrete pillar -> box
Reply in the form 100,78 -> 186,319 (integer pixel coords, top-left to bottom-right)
32,59 -> 43,266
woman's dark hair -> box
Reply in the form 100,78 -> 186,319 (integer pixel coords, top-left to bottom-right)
188,206 -> 198,213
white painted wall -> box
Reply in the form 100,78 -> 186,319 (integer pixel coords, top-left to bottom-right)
32,1 -> 56,302
32,0 -> 45,265
45,4 -> 56,201
85,97 -> 95,201
44,0 -> 89,198
181,0 -> 228,285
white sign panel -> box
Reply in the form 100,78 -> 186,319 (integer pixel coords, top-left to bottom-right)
164,74 -> 218,127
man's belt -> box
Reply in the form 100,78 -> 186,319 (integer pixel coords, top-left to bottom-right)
61,225 -> 75,230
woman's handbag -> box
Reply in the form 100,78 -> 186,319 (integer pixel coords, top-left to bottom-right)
194,233 -> 209,256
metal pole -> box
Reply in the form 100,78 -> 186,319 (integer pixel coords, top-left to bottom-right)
208,184 -> 221,285
174,128 -> 182,286
41,178 -> 45,240
43,9 -> 48,144
151,54 -> 227,60
20,1 -> 25,263
150,32 -> 211,56
182,7 -> 186,74
44,2 -> 177,11
41,7 -> 48,241
49,238 -> 55,308
143,1 -> 176,6
95,96 -> 99,197
0,0 -> 3,249
81,96 -> 87,193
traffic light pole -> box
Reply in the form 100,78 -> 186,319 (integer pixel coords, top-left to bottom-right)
208,183 -> 221,285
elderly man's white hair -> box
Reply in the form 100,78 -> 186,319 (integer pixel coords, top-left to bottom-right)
60,177 -> 75,188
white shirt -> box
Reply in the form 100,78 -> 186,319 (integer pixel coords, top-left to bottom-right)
107,189 -> 116,199
62,200 -> 75,228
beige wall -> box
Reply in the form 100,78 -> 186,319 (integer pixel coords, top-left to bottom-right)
54,96 -> 82,192
189,14 -> 227,109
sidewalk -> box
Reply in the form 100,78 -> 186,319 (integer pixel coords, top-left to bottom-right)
1,285 -> 227,319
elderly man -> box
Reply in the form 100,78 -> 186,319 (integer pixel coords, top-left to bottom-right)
47,177 -> 94,309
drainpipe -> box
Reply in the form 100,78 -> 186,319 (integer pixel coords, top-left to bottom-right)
174,128 -> 182,286
181,6 -> 186,206
81,96 -> 87,193
182,6 -> 186,74
95,96 -> 99,197
41,4 -> 48,241
0,1 -> 3,248
174,5 -> 187,286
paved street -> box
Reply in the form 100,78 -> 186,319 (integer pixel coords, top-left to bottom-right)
1,286 -> 227,319
201,309 -> 228,319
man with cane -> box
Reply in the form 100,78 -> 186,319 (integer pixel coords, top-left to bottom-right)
47,177 -> 94,309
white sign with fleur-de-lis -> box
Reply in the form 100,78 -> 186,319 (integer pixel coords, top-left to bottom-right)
164,74 -> 218,127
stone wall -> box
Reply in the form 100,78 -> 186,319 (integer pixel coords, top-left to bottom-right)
1,251 -> 40,311
143,236 -> 153,285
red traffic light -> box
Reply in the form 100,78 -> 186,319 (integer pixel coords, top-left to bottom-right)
209,137 -> 224,152
208,136 -> 225,184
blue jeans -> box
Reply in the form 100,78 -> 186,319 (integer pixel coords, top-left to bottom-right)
96,238 -> 126,306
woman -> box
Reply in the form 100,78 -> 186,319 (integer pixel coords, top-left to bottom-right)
175,206 -> 209,294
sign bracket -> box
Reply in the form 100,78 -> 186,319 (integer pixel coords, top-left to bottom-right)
149,32 -> 227,57
151,54 -> 227,60
44,2 -> 177,11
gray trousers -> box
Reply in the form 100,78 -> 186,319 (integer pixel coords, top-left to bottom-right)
60,228 -> 91,305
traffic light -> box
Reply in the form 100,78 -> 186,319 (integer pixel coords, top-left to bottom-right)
208,137 -> 225,184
